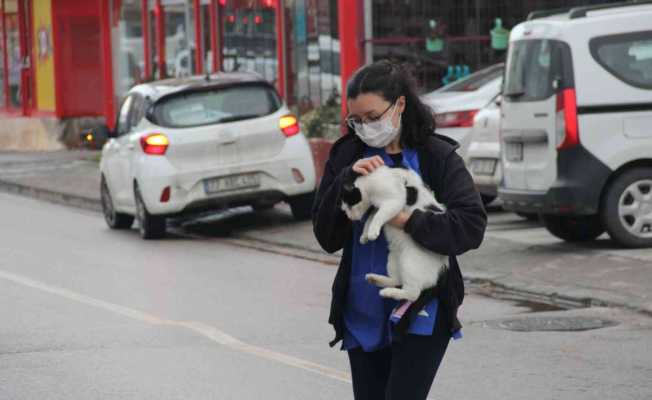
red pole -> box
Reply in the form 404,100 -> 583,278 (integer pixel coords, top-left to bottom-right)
209,0 -> 218,72
209,0 -> 217,72
99,0 -> 116,129
155,0 -> 166,78
337,0 -> 365,123
274,0 -> 285,99
216,0 -> 223,72
141,0 -> 151,80
1,0 -> 10,110
193,0 -> 203,74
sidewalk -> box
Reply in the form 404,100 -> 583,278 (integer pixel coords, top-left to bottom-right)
1,150 -> 650,316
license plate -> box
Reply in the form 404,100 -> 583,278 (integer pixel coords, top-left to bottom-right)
204,173 -> 260,194
505,142 -> 523,162
471,159 -> 497,176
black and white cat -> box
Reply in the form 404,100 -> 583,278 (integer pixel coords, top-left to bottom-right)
341,165 -> 448,302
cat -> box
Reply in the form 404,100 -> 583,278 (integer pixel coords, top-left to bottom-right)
341,165 -> 449,302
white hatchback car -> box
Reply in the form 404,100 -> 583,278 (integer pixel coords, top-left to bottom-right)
100,72 -> 316,239
499,3 -> 652,247
422,64 -> 503,159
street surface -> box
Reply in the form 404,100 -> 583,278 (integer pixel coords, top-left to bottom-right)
1,192 -> 652,399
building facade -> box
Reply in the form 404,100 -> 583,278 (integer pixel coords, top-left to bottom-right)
0,0 -> 619,149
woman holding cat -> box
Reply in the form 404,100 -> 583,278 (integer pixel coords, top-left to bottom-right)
312,60 -> 487,400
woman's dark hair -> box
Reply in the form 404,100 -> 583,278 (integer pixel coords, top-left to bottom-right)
346,60 -> 435,148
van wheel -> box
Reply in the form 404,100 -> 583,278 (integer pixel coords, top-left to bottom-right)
288,191 -> 315,221
101,176 -> 134,229
601,168 -> 652,248
541,214 -> 604,242
134,184 -> 166,239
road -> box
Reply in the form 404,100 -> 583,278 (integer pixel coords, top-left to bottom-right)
1,192 -> 651,399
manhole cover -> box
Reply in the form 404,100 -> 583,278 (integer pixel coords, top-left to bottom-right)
486,316 -> 618,332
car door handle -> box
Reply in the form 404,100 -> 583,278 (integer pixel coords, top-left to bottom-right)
534,113 -> 549,118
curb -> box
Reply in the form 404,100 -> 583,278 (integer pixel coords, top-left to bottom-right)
1,178 -> 650,317
0,179 -> 102,212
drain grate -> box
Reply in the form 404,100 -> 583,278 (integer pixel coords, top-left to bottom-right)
486,316 -> 618,332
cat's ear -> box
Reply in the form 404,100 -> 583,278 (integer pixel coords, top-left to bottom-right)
343,168 -> 362,191
406,186 -> 418,206
341,186 -> 362,206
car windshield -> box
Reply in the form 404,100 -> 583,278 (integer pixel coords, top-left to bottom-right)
152,84 -> 281,128
440,65 -> 504,92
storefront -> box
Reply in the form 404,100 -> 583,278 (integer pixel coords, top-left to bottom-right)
0,0 -> 621,150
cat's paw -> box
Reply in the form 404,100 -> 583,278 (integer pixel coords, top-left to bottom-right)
365,273 -> 383,285
379,288 -> 406,300
367,227 -> 381,241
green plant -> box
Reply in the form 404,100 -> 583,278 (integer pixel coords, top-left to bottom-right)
300,90 -> 342,140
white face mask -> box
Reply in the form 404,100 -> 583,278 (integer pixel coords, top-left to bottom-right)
353,103 -> 401,148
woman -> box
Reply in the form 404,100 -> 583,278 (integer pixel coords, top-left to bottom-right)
311,60 -> 487,400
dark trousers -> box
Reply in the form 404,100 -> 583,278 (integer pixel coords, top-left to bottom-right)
347,309 -> 451,400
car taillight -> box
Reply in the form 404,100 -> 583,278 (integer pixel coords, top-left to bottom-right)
279,115 -> 300,137
435,110 -> 479,128
140,133 -> 169,155
555,88 -> 579,150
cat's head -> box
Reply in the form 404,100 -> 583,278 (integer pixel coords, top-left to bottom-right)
340,170 -> 371,221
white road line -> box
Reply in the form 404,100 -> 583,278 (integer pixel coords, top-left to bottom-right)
0,268 -> 351,384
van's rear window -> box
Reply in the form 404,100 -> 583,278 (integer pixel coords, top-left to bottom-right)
504,40 -> 571,102
152,84 -> 281,128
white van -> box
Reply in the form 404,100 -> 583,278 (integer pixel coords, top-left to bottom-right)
499,2 -> 652,248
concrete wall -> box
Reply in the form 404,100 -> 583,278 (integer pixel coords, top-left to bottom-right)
0,116 -> 107,151
0,117 -> 64,151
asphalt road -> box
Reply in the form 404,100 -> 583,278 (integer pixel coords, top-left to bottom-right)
1,192 -> 651,399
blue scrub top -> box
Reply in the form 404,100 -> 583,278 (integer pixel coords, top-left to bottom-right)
342,146 -> 443,352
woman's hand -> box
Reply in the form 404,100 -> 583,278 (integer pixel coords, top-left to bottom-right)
352,156 -> 385,175
388,211 -> 411,229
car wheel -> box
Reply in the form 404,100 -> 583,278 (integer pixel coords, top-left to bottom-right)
516,212 -> 539,221
601,167 -> 652,248
481,194 -> 496,206
288,191 -> 315,221
101,176 -> 134,229
541,214 -> 604,242
134,183 -> 166,239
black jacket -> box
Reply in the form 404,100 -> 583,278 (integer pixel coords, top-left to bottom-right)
312,132 -> 487,347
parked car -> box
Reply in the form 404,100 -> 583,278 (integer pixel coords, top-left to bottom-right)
99,72 -> 317,239
499,2 -> 652,247
422,63 -> 503,159
466,94 -> 502,205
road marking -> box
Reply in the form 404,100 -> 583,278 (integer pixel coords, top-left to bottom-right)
0,268 -> 351,384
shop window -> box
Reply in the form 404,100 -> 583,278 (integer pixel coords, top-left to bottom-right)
5,6 -> 21,109
199,0 -> 211,74
222,0 -> 276,84
111,0 -> 145,102
163,0 -> 196,78
284,0 -> 340,112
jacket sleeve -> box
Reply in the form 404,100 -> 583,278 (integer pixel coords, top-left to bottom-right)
404,151 -> 487,256
312,158 -> 353,254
